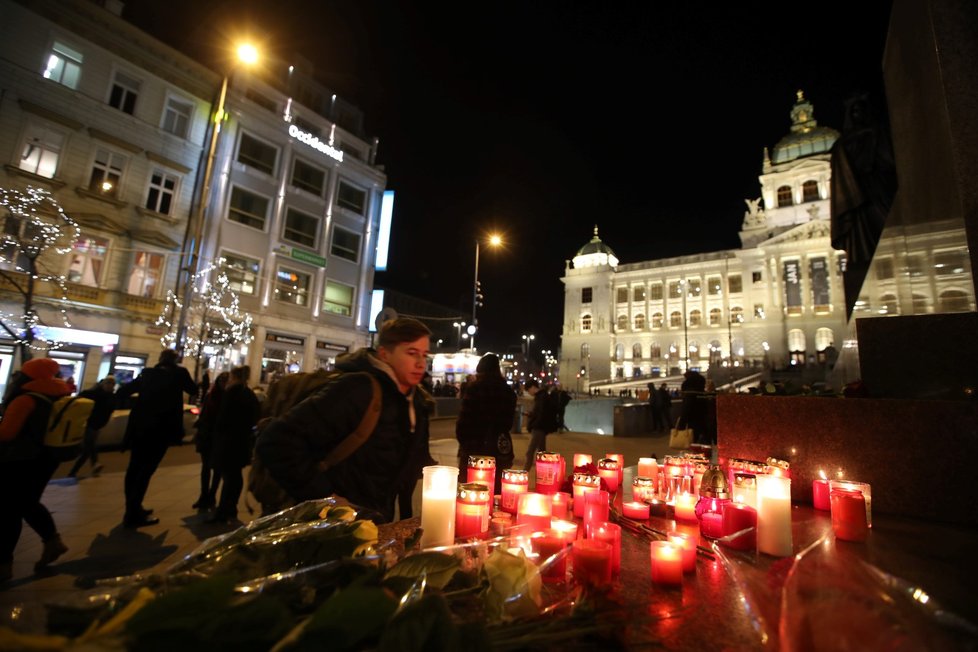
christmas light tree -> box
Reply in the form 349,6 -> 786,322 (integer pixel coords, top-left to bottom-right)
0,185 -> 79,359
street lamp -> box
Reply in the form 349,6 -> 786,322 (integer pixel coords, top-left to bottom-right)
522,333 -> 535,358
453,321 -> 466,351
174,42 -> 258,357
471,233 -> 502,352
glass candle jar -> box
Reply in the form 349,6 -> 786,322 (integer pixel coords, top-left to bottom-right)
420,465 -> 459,549
500,468 -> 529,514
455,482 -> 490,539
535,451 -> 562,494
516,492 -> 553,533
632,476 -> 656,503
466,455 -> 496,497
597,458 -> 621,493
695,496 -> 730,538
572,473 -> 601,518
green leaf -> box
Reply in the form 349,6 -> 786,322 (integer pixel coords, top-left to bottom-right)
378,593 -> 460,652
294,587 -> 396,650
202,595 -> 293,652
126,574 -> 237,638
384,552 -> 460,590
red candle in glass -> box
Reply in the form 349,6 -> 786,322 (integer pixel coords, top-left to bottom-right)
830,488 -> 868,542
605,452 -> 625,486
591,522 -> 621,574
551,492 -> 571,520
721,502 -> 757,550
500,469 -> 529,514
466,455 -> 496,497
667,532 -> 697,573
622,500 -> 650,521
584,490 -> 610,536
533,531 -> 567,582
550,518 -> 578,544
812,472 -> 831,511
572,472 -> 600,518
572,539 -> 612,587
597,458 -> 620,493
535,451 -> 562,494
633,476 -> 655,503
516,492 -> 553,533
455,482 -> 490,539
650,541 -> 683,585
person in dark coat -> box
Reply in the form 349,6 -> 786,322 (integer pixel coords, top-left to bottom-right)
256,318 -> 433,523
679,370 -> 709,444
118,349 -> 197,528
455,354 -> 518,491
0,358 -> 71,581
523,379 -> 558,472
210,366 -> 260,523
67,376 -> 117,478
192,370 -> 229,510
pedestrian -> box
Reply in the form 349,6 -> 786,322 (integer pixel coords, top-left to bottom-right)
655,382 -> 672,430
209,366 -> 260,524
522,379 -> 558,472
192,370 -> 229,510
679,370 -> 708,444
67,376 -> 117,478
455,353 -> 517,492
256,318 -> 434,523
118,349 -> 197,528
0,358 -> 71,581
198,369 -> 211,405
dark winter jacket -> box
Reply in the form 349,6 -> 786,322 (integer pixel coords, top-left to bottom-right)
527,388 -> 558,433
120,361 -> 197,445
255,348 -> 432,523
213,383 -> 260,468
78,385 -> 117,430
455,373 -> 517,457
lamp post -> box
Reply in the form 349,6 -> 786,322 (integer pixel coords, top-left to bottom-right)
470,233 -> 502,353
174,43 -> 257,357
453,321 -> 466,351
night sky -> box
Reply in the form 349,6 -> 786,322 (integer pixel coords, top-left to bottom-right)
123,1 -> 894,357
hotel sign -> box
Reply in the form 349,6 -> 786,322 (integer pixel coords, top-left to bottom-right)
288,124 -> 344,163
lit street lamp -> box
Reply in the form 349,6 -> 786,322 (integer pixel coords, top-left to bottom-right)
470,233 -> 502,352
453,321 -> 466,351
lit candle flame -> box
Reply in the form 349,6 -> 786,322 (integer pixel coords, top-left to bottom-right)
818,469 -> 827,481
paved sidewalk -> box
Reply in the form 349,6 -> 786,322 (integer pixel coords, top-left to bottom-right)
1,419 -> 671,611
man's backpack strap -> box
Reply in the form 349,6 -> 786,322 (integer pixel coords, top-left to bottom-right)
317,374 -> 382,471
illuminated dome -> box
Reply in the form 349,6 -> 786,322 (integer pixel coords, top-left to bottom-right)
573,226 -> 618,268
771,90 -> 839,164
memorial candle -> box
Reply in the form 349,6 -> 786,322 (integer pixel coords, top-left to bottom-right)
584,490 -> 610,536
721,502 -> 757,550
638,457 -> 658,484
466,455 -> 496,497
533,531 -> 567,582
674,492 -> 698,522
650,541 -> 683,585
830,480 -> 872,527
597,458 -> 621,493
667,532 -> 697,573
551,518 -> 579,544
573,453 -> 592,468
517,492 -> 553,533
633,476 -> 655,502
812,470 -> 830,511
420,465 -> 458,548
732,473 -> 758,510
756,474 -> 793,556
455,482 -> 490,539
622,501 -> 650,521
534,451 -> 562,494
605,452 -> 625,486
500,469 -> 529,515
551,492 -> 571,520
591,522 -> 622,574
830,488 -> 868,542
572,472 -> 600,518
572,539 -> 612,587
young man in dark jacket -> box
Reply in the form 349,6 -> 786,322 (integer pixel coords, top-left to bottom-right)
522,379 -> 558,472
455,353 -> 517,491
68,376 -> 117,478
256,318 -> 433,523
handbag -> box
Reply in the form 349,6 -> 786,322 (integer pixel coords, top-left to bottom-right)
669,418 -> 693,449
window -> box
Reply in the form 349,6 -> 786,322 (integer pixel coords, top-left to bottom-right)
42,42 -> 82,89
615,344 -> 624,363
876,258 -> 894,280
788,329 -> 806,353
67,235 -> 109,286
649,283 -> 663,300
670,311 -> 682,327
633,286 -> 646,302
581,314 -> 592,332
934,250 -> 967,276
616,314 -> 628,330
879,294 -> 898,315
291,158 -> 327,196
669,281 -> 682,299
109,71 -> 140,114
331,226 -> 361,263
650,342 -> 661,358
752,270 -> 763,284
274,266 -> 311,306
227,186 -> 269,230
912,293 -> 929,313
162,96 -> 192,138
283,207 -> 319,248
581,343 -> 590,358
581,287 -> 592,303
730,306 -> 744,323
753,304 -> 766,319
88,147 -> 126,198
651,312 -> 663,328
337,180 -> 366,214
709,308 -> 722,325
815,328 -> 834,351
221,252 -> 260,295
938,289 -> 970,312
688,309 -> 702,326
127,251 -> 163,297
616,287 -> 628,303
802,180 -> 820,202
19,125 -> 64,178
777,185 -> 794,207
634,314 -> 646,330
632,343 -> 642,360
237,133 -> 278,175
728,274 -> 742,293
323,280 -> 355,316
707,277 -> 721,295
145,170 -> 178,215
907,256 -> 923,278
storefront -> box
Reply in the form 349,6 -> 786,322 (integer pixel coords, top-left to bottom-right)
261,332 -> 305,385
109,353 -> 148,385
315,341 -> 348,371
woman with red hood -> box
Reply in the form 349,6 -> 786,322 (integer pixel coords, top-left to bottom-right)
0,357 -> 71,582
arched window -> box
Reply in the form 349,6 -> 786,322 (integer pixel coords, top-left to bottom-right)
688,309 -> 702,326
650,342 -> 661,358
632,343 -> 642,360
617,314 -> 628,330
651,312 -> 663,328
670,311 -> 682,327
581,343 -> 590,358
709,308 -> 722,326
802,180 -> 820,202
634,313 -> 646,330
879,293 -> 898,315
730,306 -> 744,323
615,343 -> 624,363
815,328 -> 834,351
912,293 -> 929,314
709,340 -> 723,365
688,341 -> 700,360
777,185 -> 794,207
939,289 -> 971,312
581,314 -> 592,332
788,329 -> 806,352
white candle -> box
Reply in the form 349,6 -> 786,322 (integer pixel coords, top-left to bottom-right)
420,465 -> 459,548
756,474 -> 792,556
637,457 -> 658,484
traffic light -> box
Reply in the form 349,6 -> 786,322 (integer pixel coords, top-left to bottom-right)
475,280 -> 484,307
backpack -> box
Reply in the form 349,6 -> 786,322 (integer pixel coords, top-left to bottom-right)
247,370 -> 382,515
27,393 -> 95,462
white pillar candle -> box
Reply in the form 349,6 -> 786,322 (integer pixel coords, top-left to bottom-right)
756,474 -> 792,556
420,465 -> 459,548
